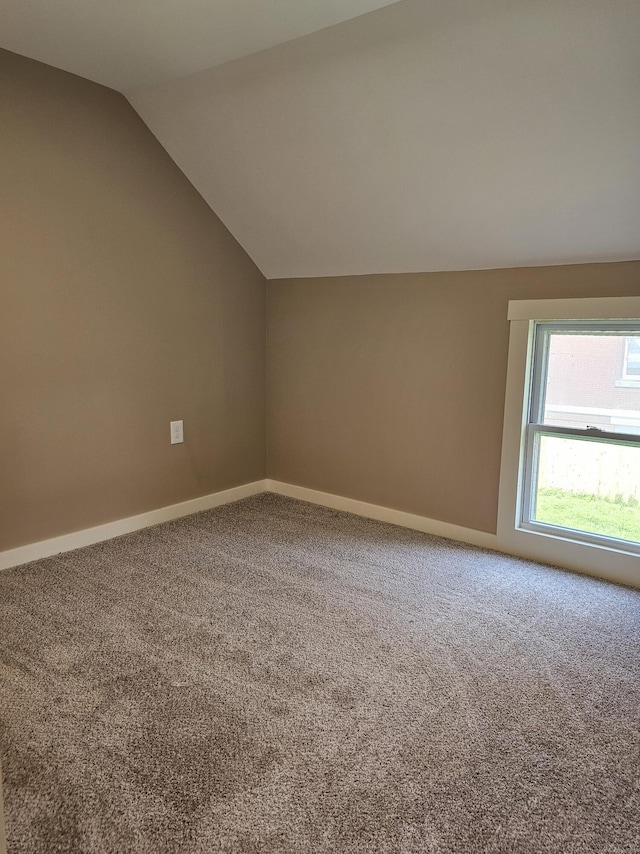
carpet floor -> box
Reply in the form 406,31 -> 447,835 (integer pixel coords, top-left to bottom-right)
0,493 -> 639,853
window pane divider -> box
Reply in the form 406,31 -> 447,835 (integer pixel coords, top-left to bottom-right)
530,424 -> 640,448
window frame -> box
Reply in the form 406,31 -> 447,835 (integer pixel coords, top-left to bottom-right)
497,296 -> 640,589
521,321 -> 640,554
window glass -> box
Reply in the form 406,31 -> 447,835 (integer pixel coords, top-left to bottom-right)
531,434 -> 640,545
623,337 -> 640,380
522,322 -> 640,552
540,332 -> 640,433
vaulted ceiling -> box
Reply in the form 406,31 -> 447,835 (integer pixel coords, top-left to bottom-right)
2,0 -> 640,279
0,0 -> 400,90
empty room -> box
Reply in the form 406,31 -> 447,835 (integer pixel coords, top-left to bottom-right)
1,1 -> 639,852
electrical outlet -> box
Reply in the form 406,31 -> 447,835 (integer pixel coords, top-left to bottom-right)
170,420 -> 184,444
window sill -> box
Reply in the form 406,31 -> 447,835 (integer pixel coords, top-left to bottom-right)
615,379 -> 640,388
518,521 -> 640,559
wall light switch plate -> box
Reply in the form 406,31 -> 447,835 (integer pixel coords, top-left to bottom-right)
170,420 -> 184,444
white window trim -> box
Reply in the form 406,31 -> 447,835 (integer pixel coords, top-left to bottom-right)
497,296 -> 640,589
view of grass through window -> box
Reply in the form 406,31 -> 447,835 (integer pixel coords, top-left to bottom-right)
532,434 -> 640,545
536,487 -> 640,544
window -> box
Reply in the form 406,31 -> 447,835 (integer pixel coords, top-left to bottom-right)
497,297 -> 640,588
522,323 -> 640,552
623,336 -> 640,381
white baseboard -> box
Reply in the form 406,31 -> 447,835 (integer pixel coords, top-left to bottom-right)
266,482 -> 640,588
0,480 -> 268,572
266,480 -> 498,551
0,478 -> 499,574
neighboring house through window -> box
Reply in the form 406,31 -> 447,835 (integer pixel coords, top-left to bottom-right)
623,336 -> 640,382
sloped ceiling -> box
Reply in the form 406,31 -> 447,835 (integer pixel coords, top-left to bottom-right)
2,0 -> 640,279
0,0 -> 401,90
129,0 -> 640,279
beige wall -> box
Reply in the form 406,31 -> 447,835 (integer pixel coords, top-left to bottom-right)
2,48 -> 638,553
0,50 -> 266,552
267,263 -> 640,534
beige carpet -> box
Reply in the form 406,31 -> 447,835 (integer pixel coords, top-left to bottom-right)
0,493 -> 639,853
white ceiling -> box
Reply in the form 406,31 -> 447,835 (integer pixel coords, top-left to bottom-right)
129,0 -> 640,278
0,0 -> 400,90
3,0 -> 640,279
